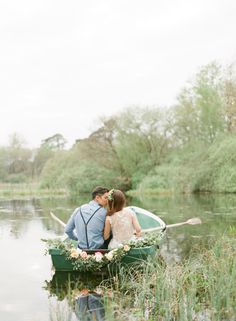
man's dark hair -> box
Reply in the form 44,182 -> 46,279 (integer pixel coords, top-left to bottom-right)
91,186 -> 109,199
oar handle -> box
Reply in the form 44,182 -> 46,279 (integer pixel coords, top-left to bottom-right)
50,212 -> 66,227
142,226 -> 166,233
166,221 -> 188,228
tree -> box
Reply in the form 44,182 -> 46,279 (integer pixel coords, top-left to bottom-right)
173,62 -> 225,145
115,106 -> 170,174
222,64 -> 236,133
6,133 -> 32,175
75,118 -> 127,174
41,133 -> 67,150
32,146 -> 54,177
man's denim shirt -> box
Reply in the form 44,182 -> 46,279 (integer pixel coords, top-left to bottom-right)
64,200 -> 107,249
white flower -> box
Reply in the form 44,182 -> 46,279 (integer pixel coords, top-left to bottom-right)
105,252 -> 114,261
109,248 -> 120,258
123,245 -> 130,252
95,256 -> 103,262
70,248 -> 79,258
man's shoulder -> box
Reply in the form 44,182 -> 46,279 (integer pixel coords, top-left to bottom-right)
79,201 -> 107,216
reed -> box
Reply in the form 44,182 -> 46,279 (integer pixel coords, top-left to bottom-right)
103,235 -> 236,320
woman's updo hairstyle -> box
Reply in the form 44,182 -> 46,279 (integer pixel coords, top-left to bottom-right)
107,189 -> 126,215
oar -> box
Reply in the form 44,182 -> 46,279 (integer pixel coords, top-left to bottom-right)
50,211 -> 66,227
142,217 -> 202,233
50,211 -> 69,241
50,210 -> 202,235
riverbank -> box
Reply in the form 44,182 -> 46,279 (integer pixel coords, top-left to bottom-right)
0,183 -> 68,199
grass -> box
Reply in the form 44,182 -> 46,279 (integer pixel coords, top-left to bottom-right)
104,235 -> 236,320
127,188 -> 176,197
47,234 -> 236,321
0,182 -> 68,198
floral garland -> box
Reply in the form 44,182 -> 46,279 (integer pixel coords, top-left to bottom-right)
43,232 -> 164,272
107,188 -> 115,201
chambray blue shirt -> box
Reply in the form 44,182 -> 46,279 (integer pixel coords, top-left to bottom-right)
64,200 -> 107,249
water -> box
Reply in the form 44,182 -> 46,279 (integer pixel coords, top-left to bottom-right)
0,194 -> 236,321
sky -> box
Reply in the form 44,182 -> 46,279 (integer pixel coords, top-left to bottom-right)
0,0 -> 236,148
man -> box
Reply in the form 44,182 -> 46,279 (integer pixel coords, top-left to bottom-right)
65,186 -> 109,249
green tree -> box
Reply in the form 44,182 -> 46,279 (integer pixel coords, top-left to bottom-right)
173,62 -> 224,145
40,150 -> 69,188
115,106 -> 171,184
41,133 -> 67,150
222,63 -> 236,133
32,145 -> 54,177
6,133 -> 32,181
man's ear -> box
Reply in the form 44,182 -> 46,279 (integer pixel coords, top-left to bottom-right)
94,195 -> 100,202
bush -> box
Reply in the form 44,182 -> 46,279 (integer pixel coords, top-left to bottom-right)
189,135 -> 236,192
66,162 -> 130,199
136,135 -> 236,194
4,173 -> 28,183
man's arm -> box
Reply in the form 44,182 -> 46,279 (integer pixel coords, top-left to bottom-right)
64,208 -> 79,241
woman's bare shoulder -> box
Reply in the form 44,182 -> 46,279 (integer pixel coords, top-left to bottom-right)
124,208 -> 135,216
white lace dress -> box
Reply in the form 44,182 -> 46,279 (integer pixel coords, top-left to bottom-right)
107,208 -> 137,249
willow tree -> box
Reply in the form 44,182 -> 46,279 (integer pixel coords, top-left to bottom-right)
72,118 -> 131,191
222,63 -> 236,133
0,133 -> 32,182
114,106 -> 171,186
72,107 -> 171,190
41,133 -> 67,150
173,62 -> 225,146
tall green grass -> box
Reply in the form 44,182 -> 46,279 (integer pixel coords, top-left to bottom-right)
103,235 -> 236,320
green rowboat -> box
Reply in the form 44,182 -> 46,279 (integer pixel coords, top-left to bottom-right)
49,206 -> 166,272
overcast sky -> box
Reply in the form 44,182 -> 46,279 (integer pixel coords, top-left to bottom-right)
0,0 -> 235,148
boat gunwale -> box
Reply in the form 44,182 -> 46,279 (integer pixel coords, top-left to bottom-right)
127,206 -> 166,231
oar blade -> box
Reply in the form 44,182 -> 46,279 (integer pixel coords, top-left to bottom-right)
186,217 -> 202,225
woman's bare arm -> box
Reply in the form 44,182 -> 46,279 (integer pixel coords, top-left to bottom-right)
132,214 -> 141,237
103,217 -> 111,240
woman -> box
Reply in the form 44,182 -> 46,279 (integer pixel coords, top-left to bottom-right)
103,189 -> 141,249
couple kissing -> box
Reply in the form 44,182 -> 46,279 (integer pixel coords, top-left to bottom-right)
65,186 -> 141,250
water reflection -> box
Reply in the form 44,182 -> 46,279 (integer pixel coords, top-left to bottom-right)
0,197 -> 74,238
75,291 -> 105,321
45,272 -> 106,321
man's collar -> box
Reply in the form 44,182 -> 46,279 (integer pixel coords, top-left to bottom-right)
90,200 -> 101,207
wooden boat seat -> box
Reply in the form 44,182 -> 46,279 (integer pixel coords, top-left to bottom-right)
80,248 -> 110,254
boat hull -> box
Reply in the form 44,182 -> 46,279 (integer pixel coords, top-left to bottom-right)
48,206 -> 165,272
49,245 -> 158,272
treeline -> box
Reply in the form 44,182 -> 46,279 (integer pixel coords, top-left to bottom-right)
1,62 -> 236,196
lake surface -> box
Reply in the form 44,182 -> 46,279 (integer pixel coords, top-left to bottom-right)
0,194 -> 236,321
